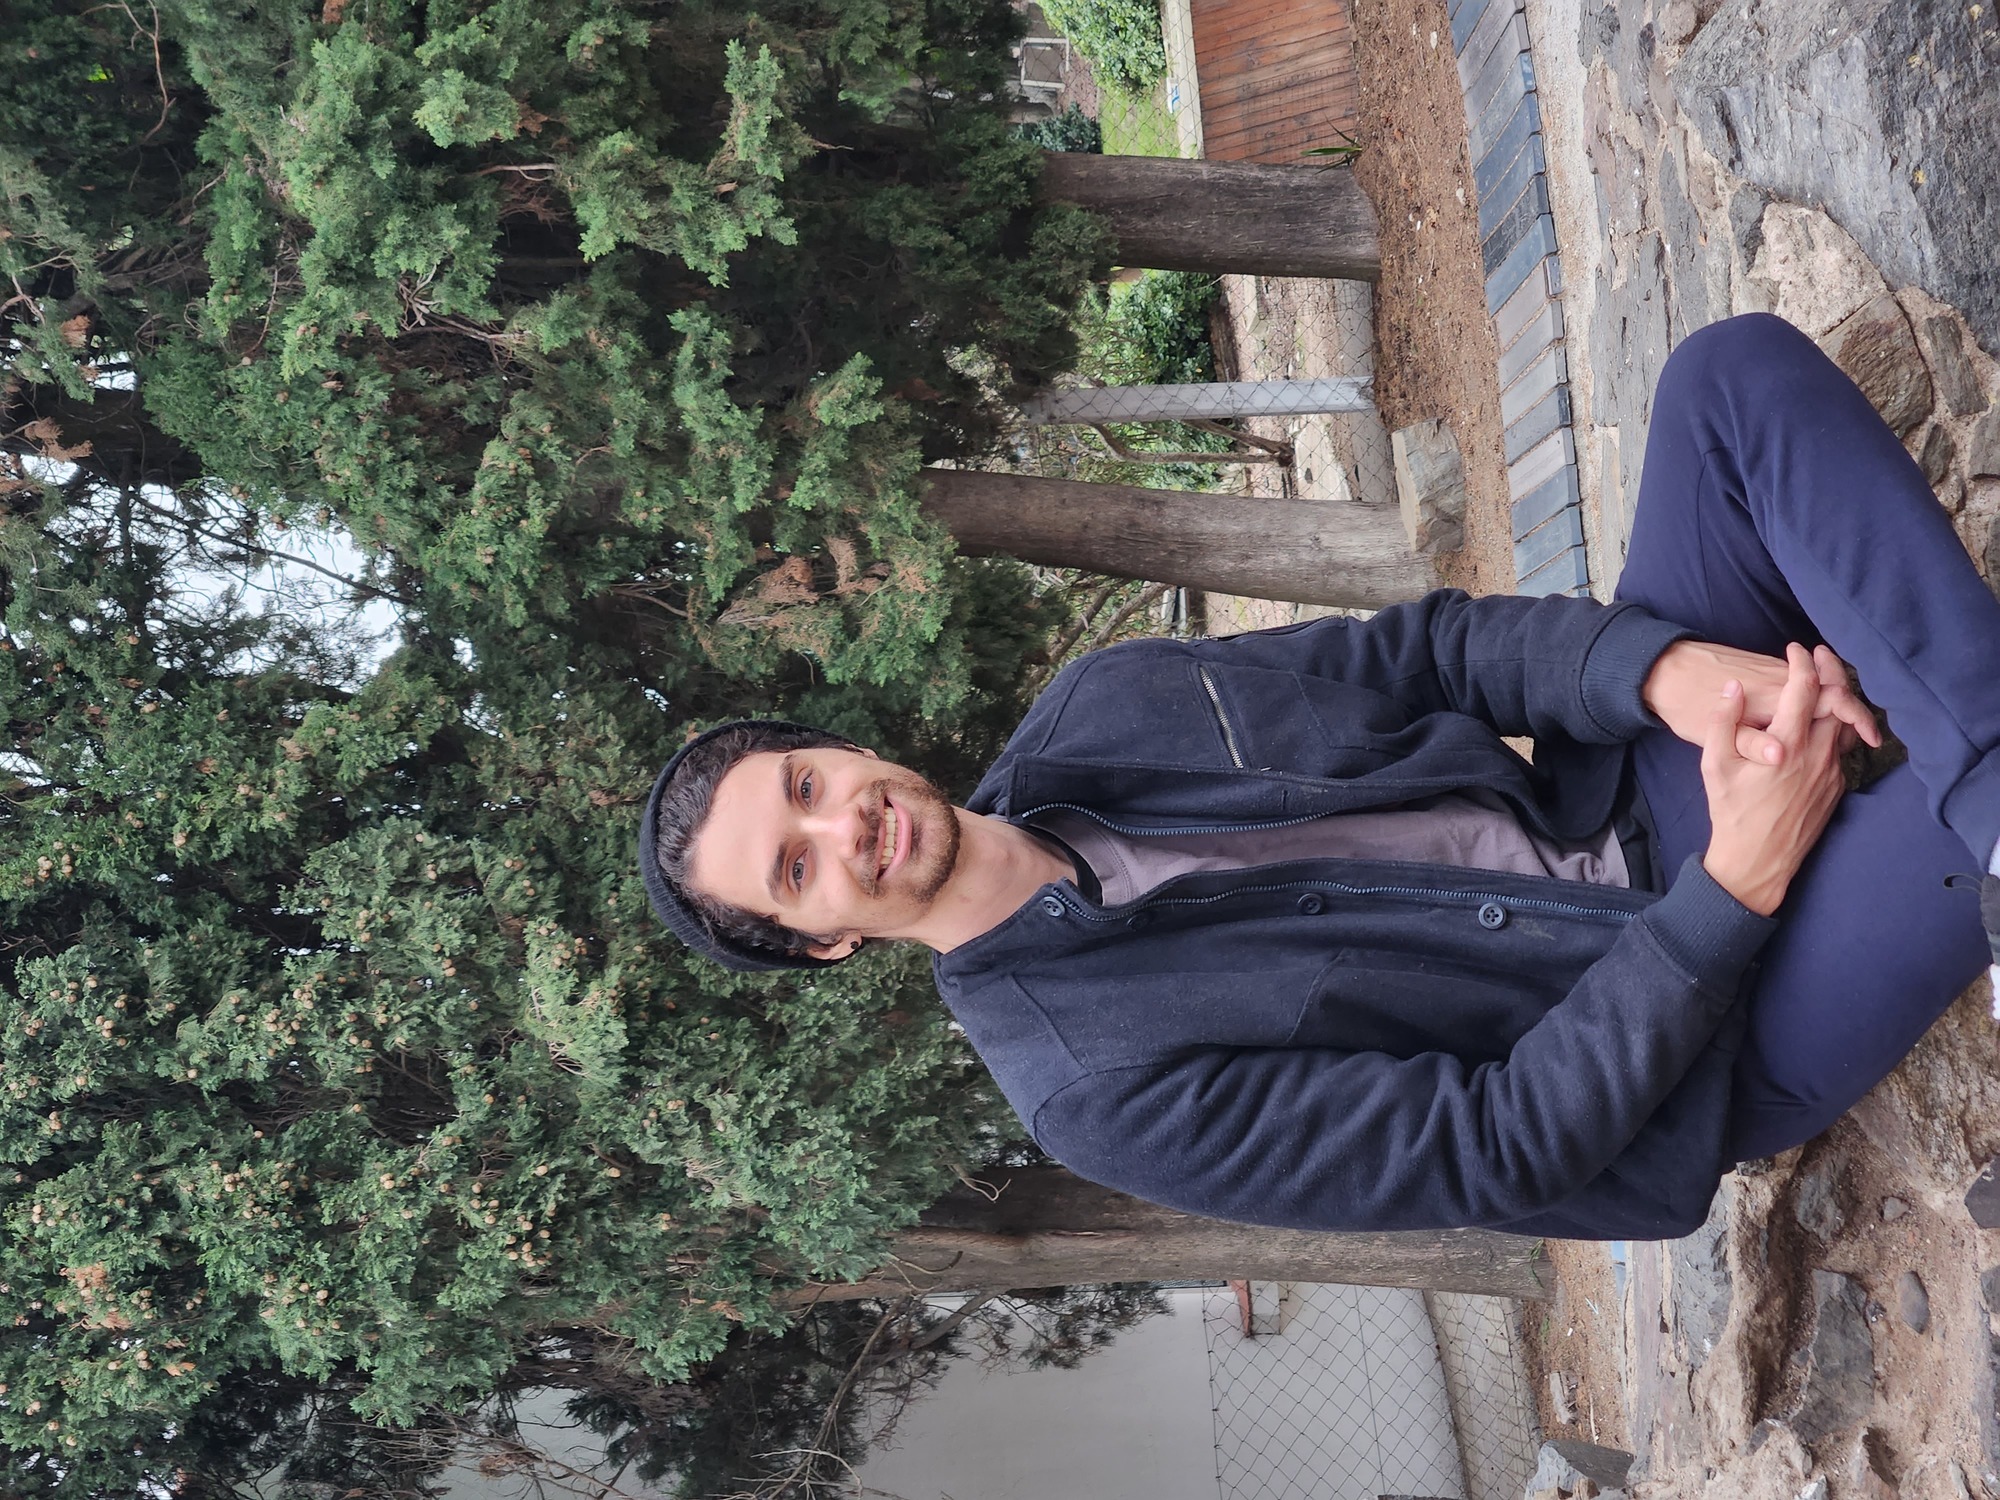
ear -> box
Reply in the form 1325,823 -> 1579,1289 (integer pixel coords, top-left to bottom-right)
858,747 -> 879,761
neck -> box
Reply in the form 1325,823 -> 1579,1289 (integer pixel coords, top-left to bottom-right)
901,810 -> 1074,953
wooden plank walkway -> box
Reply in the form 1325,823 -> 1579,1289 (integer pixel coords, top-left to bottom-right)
1192,0 -> 1360,165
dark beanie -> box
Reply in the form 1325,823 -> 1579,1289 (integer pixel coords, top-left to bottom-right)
636,720 -> 836,973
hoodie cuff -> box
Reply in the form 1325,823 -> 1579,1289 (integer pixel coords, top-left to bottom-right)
1579,604 -> 1696,741
1645,855 -> 1779,995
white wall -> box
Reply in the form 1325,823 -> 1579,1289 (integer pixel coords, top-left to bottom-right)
854,1287 -> 1220,1500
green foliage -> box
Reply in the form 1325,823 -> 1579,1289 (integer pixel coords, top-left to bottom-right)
1072,269 -> 1231,487
8,0 -> 1110,718
1016,102 -> 1103,154
1302,128 -> 1365,167
1036,0 -> 1168,91
1090,269 -> 1221,385
0,496 -> 1016,1488
0,0 -> 1127,1487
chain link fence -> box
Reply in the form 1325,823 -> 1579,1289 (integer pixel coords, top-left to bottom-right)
1006,0 -> 1395,632
1201,1283 -> 1541,1500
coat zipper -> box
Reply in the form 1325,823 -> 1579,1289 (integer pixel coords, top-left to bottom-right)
1197,666 -> 1246,768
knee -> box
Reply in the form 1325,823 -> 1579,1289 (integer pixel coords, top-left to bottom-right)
1656,313 -> 1856,431
1663,313 -> 1816,386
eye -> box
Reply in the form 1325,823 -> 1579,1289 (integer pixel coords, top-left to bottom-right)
798,771 -> 814,806
790,854 -> 806,891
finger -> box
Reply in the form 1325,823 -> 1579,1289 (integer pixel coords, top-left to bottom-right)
1702,680 -> 1745,777
1808,712 -> 1849,787
1734,723 -> 1784,766
1812,644 -> 1882,748
1769,643 -> 1817,746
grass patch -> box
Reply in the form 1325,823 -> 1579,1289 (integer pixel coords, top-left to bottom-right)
1097,79 -> 1182,159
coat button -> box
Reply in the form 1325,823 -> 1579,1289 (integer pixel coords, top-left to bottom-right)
1040,894 -> 1067,918
1295,893 -> 1325,915
1126,911 -> 1151,930
1477,901 -> 1508,930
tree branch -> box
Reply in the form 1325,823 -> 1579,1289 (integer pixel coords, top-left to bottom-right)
127,492 -> 418,607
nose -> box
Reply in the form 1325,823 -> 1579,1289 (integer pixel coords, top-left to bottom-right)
800,790 -> 877,874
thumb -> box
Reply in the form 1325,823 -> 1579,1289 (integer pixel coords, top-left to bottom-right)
1702,680 -> 1745,776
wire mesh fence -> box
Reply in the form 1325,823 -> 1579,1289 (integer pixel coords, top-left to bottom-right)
1200,1282 -> 1542,1500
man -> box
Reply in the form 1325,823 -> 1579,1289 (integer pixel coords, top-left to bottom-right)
639,314 -> 2000,1240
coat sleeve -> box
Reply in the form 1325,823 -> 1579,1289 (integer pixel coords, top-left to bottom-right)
1026,856 -> 1774,1233
1181,588 -> 1694,745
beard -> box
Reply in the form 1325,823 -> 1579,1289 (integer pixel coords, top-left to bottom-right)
865,769 -> 961,903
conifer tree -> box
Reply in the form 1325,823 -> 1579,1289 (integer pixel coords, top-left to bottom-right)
0,0 -> 1101,1488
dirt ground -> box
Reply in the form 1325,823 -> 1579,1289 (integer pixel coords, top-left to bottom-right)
1350,0 -> 1516,596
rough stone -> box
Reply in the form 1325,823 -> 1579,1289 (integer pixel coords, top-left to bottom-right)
1897,1270 -> 1931,1334
1669,1221 -> 1733,1369
1674,0 -> 2000,358
1852,1427 -> 1900,1500
1728,184 -> 1774,275
1391,419 -> 1469,556
1924,313 -> 1992,416
1880,1196 -> 1910,1221
1794,1153 -> 1848,1242
1529,1439 -> 1635,1494
1791,1270 -> 1877,1445
1742,204 -> 1888,337
1547,1366 -> 1576,1425
1984,513 -> 2000,600
1969,407 -> 2000,480
1970,1160 -> 2000,1228
1981,1266 -> 2000,1476
1657,148 -> 1720,341
1656,0 -> 1698,46
1819,292 -> 1934,437
1918,422 -> 1957,487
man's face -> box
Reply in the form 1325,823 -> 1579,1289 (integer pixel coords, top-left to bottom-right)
685,745 -> 963,955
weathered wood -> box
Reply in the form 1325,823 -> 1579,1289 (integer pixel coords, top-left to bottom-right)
1193,0 -> 1360,167
1038,153 -> 1379,280
786,1166 -> 1548,1304
920,467 -> 1433,610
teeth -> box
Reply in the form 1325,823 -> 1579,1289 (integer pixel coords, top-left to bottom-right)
879,807 -> 897,876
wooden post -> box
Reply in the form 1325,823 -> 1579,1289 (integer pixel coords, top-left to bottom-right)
1038,152 -> 1380,281
783,1166 -> 1548,1305
921,467 -> 1433,611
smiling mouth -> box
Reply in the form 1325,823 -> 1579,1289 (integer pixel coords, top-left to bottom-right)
876,797 -> 908,880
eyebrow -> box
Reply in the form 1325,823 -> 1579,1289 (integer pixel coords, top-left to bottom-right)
765,752 -> 798,905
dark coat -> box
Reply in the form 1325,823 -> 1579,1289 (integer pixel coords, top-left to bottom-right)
932,590 -> 1777,1240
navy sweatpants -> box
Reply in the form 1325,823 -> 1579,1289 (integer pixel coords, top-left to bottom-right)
1611,314 -> 2000,1161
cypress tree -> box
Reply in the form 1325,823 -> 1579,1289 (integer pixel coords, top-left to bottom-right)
0,0 -> 1111,1487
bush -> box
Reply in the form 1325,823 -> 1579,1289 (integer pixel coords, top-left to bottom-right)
1037,0 -> 1167,92
1018,102 -> 1103,153
1072,270 -> 1230,487
1090,269 -> 1221,385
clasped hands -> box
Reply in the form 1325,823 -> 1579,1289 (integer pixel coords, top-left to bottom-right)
1642,639 -> 1881,916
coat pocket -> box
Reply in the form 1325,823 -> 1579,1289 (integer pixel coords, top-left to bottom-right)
1292,949 -> 1555,1063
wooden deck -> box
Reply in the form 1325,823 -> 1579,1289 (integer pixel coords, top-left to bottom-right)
1192,0 -> 1359,165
